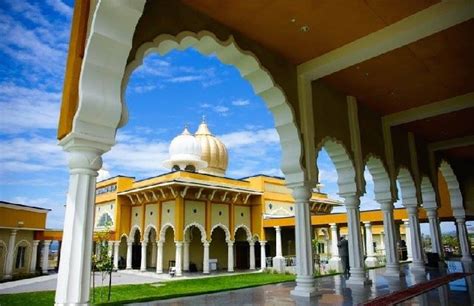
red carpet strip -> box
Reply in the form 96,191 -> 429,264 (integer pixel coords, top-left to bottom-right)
362,272 -> 472,306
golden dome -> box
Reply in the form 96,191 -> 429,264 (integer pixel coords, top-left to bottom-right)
194,120 -> 228,176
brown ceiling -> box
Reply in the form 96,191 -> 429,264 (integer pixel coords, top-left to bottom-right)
444,145 -> 474,162
322,19 -> 474,115
182,0 -> 438,64
398,108 -> 474,143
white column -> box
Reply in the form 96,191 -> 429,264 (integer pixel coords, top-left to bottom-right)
406,205 -> 425,271
456,217 -> 472,262
260,241 -> 267,270
54,146 -> 105,306
364,221 -> 378,267
126,241 -> 133,269
379,231 -> 385,255
380,201 -> 403,277
343,194 -> 371,285
140,241 -> 147,272
150,241 -> 157,267
272,226 -> 286,272
203,241 -> 210,274
403,219 -> 413,261
4,229 -> 17,279
227,240 -> 234,272
30,240 -> 40,273
156,241 -> 163,273
107,241 -> 113,257
183,241 -> 190,271
113,241 -> 119,270
42,240 -> 51,274
249,240 -> 256,270
175,241 -> 183,276
289,184 -> 318,297
426,208 -> 443,257
328,223 -> 342,272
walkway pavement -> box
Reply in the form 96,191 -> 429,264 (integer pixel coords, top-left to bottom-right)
126,261 -> 474,306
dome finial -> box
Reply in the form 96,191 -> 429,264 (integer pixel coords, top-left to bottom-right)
201,115 -> 206,123
196,117 -> 212,135
182,124 -> 191,135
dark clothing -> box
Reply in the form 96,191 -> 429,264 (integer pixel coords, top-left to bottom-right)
337,238 -> 349,256
337,238 -> 350,275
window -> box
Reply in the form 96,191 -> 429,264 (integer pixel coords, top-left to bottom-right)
15,246 -> 26,269
97,213 -> 113,227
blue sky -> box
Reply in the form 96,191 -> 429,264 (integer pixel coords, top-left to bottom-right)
0,1 -> 464,235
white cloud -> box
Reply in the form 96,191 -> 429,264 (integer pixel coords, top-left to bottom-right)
231,99 -> 250,106
218,128 -> 279,149
0,136 -> 66,172
45,0 -> 72,17
0,83 -> 61,133
12,196 -> 66,229
97,169 -> 111,181
167,75 -> 204,83
214,106 -> 229,114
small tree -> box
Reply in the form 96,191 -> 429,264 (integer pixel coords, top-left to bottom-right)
92,221 -> 113,303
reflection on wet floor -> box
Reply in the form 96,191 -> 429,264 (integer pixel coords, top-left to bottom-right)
128,260 -> 474,306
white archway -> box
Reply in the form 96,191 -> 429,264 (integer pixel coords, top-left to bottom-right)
210,223 -> 231,242
144,224 -> 158,242
120,30 -> 304,183
365,155 -> 391,203
128,225 -> 142,243
234,224 -> 253,241
316,137 -> 357,196
396,167 -> 417,206
439,160 -> 464,216
184,222 -> 207,243
420,176 -> 437,209
159,223 -> 175,242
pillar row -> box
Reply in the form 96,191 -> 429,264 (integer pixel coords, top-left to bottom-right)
227,240 -> 234,272
140,241 -> 147,272
343,194 -> 371,286
30,239 -> 40,274
260,241 -> 267,270
126,241 -> 132,269
363,221 -> 378,267
156,241 -> 163,273
328,223 -> 342,272
4,229 -> 17,279
425,208 -> 443,258
113,241 -> 120,270
380,201 -> 403,277
406,205 -> 425,271
203,241 -> 210,274
456,217 -> 472,262
249,240 -> 256,270
175,241 -> 183,276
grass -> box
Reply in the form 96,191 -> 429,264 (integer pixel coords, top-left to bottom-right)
0,273 -> 295,306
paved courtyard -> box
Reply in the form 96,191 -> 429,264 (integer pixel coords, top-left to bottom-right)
1,261 -> 473,306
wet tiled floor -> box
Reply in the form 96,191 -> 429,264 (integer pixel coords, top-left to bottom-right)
128,261 -> 474,306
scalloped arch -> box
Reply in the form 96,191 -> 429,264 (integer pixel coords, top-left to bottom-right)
184,222 -> 207,242
364,155 -> 391,203
439,160 -> 464,215
144,224 -> 158,241
121,30 -> 304,183
316,137 -> 357,196
396,167 -> 417,206
128,225 -> 141,242
420,176 -> 436,209
159,223 -> 175,242
210,223 -> 231,242
234,224 -> 252,241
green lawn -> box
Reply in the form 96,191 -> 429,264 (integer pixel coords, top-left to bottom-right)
0,273 -> 295,306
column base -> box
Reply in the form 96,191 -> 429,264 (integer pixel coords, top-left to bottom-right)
461,256 -> 472,262
290,276 -> 319,298
346,268 -> 372,286
364,256 -> 378,268
272,256 -> 286,273
384,267 -> 405,278
328,257 -> 342,272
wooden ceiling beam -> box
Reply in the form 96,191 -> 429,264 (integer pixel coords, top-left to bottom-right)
297,1 -> 474,80
383,92 -> 474,127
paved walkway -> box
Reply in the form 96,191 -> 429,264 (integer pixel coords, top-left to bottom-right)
127,261 -> 474,306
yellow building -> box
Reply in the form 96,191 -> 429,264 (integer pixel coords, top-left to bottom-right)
0,201 -> 50,280
94,120 -> 341,275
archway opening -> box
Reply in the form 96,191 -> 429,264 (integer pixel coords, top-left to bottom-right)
185,225 -> 204,272
118,236 -> 127,269
132,229 -> 141,269
234,227 -> 250,269
146,227 -> 157,269
161,226 -> 176,271
210,227 -> 228,270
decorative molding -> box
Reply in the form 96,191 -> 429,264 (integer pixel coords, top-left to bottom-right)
384,93 -> 474,127
159,223 -> 175,242
183,222 -> 207,242
234,224 -> 252,240
397,167 -> 417,206
210,223 -> 230,242
429,135 -> 474,151
365,155 -> 392,203
297,1 -> 474,80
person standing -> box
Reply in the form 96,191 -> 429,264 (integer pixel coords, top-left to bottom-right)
338,236 -> 350,275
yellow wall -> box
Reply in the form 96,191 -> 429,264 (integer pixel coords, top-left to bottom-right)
145,204 -> 159,230
161,201 -> 175,227
234,205 -> 251,230
0,207 -> 47,230
211,203 -> 229,229
184,200 -> 205,227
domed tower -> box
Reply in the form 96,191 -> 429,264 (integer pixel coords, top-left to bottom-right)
194,119 -> 228,176
163,126 -> 208,172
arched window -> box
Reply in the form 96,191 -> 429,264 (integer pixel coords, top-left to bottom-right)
97,213 -> 113,227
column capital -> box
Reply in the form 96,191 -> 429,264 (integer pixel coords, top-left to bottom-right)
274,226 -> 281,231
141,240 -> 148,246
156,240 -> 163,246
456,217 -> 466,224
341,194 -> 360,209
32,240 -> 40,246
248,240 -> 255,246
43,240 -> 52,245
290,183 -> 312,202
227,240 -> 234,247
175,241 -> 183,247
363,221 -> 372,227
406,206 -> 418,215
10,229 -> 18,236
127,241 -> 133,246
260,240 -> 267,245
379,201 -> 394,211
203,241 -> 210,247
